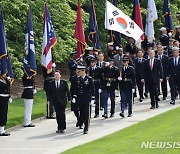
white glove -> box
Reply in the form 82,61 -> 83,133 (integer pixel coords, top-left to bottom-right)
9,97 -> 12,103
132,89 -> 135,93
7,76 -> 11,80
168,32 -> 172,37
118,77 -> 122,81
98,89 -> 102,93
90,100 -> 95,105
105,62 -> 109,67
33,89 -> 37,94
72,98 -> 76,103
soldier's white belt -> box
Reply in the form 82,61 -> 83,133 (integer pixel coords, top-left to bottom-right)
0,94 -> 10,97
24,86 -> 33,89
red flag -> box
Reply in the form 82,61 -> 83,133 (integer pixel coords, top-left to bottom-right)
74,0 -> 86,59
132,0 -> 144,48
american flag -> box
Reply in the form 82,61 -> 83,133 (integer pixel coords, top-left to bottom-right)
41,4 -> 57,72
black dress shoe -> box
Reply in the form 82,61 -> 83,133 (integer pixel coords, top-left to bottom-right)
102,114 -> 108,118
139,98 -> 143,102
144,93 -> 148,98
163,97 -> 166,100
83,130 -> 88,134
94,114 -> 99,118
109,114 -> 114,118
128,114 -> 132,117
79,126 -> 83,129
170,100 -> 175,105
156,104 -> 159,108
24,124 -> 35,127
119,113 -> 125,118
150,106 -> 155,109
0,132 -> 10,136
56,130 -> 61,133
49,116 -> 56,119
76,122 -> 79,127
60,130 -> 65,133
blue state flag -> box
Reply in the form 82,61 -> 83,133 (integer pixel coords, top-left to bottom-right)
163,0 -> 173,32
23,5 -> 37,77
0,12 -> 14,80
88,0 -> 101,51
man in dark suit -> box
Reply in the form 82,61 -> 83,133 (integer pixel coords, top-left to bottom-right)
73,65 -> 95,134
141,50 -> 163,109
155,44 -> 169,100
134,50 -> 145,102
48,70 -> 71,133
166,47 -> 180,105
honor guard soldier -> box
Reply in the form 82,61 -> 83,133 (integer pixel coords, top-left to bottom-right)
42,66 -> 55,119
125,37 -> 137,60
21,73 -> 36,127
119,55 -> 136,118
85,47 -> 95,67
73,65 -> 95,134
134,50 -> 145,102
0,76 -> 11,136
102,58 -> 119,118
175,25 -> 180,42
159,27 -> 171,47
107,42 -> 116,59
68,51 -> 78,80
89,58 -> 103,118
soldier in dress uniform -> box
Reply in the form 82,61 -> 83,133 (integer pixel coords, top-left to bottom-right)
0,76 -> 11,136
125,37 -> 137,60
21,73 -> 36,127
159,27 -> 171,47
175,25 -> 180,42
155,44 -> 169,100
73,65 -> 95,134
89,58 -> 103,118
42,66 -> 55,119
107,42 -> 116,59
68,51 -> 78,80
134,50 -> 145,102
118,55 -> 136,118
102,58 -> 119,118
85,47 -> 95,67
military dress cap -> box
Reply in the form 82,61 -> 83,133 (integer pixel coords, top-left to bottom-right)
90,58 -> 97,63
107,42 -> 114,46
86,47 -> 94,51
108,57 -> 114,61
76,65 -> 86,70
70,51 -> 77,56
169,38 -> 175,42
159,27 -> 167,31
176,25 -> 180,29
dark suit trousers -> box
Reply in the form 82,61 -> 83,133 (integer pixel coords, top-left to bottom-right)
169,80 -> 180,101
147,83 -> 159,107
53,103 -> 66,130
136,78 -> 144,98
79,103 -> 90,131
0,100 -> 8,127
160,78 -> 167,98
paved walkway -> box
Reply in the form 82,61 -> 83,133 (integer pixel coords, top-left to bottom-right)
0,93 -> 179,154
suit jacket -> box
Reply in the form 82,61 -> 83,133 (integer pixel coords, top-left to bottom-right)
155,54 -> 169,78
113,54 -> 123,70
125,43 -> 137,55
142,58 -> 163,84
168,57 -> 180,82
48,79 -> 71,108
134,58 -> 145,79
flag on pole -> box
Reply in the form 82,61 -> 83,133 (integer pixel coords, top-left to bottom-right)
132,0 -> 144,49
145,0 -> 158,43
0,12 -> 14,81
41,4 -> 57,72
23,5 -> 37,77
88,0 -> 101,51
109,0 -> 122,47
74,0 -> 86,59
105,0 -> 143,41
163,0 -> 173,32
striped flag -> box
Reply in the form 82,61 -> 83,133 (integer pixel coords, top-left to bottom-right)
145,0 -> 158,43
132,0 -> 144,49
23,5 -> 37,77
74,0 -> 86,59
0,11 -> 14,82
41,4 -> 57,72
163,0 -> 173,32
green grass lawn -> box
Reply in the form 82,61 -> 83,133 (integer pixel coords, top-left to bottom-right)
63,106 -> 180,154
6,90 -> 47,128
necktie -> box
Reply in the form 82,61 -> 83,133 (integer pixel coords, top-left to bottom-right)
150,59 -> 153,70
99,62 -> 102,67
139,59 -> 141,63
56,81 -> 59,88
159,56 -> 161,60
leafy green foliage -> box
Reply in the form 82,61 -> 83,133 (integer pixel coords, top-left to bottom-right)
0,0 -> 179,78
